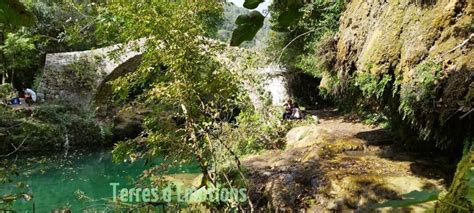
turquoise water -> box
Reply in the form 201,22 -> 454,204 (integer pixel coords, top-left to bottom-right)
0,149 -> 200,212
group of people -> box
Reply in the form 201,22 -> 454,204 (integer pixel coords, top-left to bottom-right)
8,88 -> 37,106
283,100 -> 302,120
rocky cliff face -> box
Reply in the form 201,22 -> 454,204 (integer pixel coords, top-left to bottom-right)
322,0 -> 473,210
336,0 -> 472,74
322,0 -> 472,147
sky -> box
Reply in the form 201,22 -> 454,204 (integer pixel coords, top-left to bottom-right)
228,0 -> 270,13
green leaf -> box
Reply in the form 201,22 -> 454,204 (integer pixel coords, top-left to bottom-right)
230,11 -> 264,46
0,0 -> 36,26
243,0 -> 265,9
371,190 -> 440,209
465,167 -> 474,205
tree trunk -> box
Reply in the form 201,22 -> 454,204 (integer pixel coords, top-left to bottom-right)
181,103 -> 215,187
11,69 -> 14,85
0,23 -> 5,85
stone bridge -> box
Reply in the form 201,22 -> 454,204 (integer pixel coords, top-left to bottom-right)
37,40 -> 146,108
37,40 -> 289,109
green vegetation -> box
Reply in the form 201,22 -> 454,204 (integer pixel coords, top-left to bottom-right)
0,0 -> 35,27
92,1 -> 258,210
229,0 -> 317,46
296,31 -> 337,78
0,0 -> 471,211
399,60 -> 443,139
373,190 -> 441,209
0,0 -> 116,88
267,0 -> 344,67
0,104 -> 110,153
436,148 -> 474,212
223,109 -> 292,155
231,11 -> 265,46
0,83 -> 14,102
0,31 -> 39,86
0,103 -> 108,208
66,57 -> 101,91
259,0 -> 472,211
355,70 -> 392,100
258,0 -> 470,152
220,3 -> 269,48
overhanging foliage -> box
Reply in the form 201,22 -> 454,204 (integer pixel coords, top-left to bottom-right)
0,0 -> 35,26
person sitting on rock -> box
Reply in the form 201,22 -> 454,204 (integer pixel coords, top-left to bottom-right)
23,88 -> 37,105
283,99 -> 293,120
8,96 -> 21,106
290,103 -> 302,120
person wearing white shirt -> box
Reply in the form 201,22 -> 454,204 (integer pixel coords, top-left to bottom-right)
291,103 -> 302,120
23,88 -> 37,104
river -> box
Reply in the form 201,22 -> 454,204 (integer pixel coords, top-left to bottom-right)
0,149 -> 201,212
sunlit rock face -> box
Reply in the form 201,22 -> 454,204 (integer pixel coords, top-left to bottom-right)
326,0 -> 473,147
259,65 -> 289,106
330,0 -> 473,100
335,0 -> 472,76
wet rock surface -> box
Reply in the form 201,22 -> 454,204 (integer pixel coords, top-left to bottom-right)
244,109 -> 449,211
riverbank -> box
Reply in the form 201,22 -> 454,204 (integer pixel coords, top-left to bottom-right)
0,107 -> 465,211
243,109 -> 454,211
0,104 -> 113,154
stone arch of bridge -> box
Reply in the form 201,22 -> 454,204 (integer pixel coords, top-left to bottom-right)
94,54 -> 143,117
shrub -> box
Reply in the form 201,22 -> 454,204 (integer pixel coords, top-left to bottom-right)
64,57 -> 101,91
222,108 -> 294,155
0,84 -> 14,103
398,60 -> 442,139
0,104 -> 106,153
354,67 -> 392,100
297,31 -> 338,78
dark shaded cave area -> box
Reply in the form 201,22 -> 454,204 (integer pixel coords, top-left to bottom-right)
286,71 -> 333,109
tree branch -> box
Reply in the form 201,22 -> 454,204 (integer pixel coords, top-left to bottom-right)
437,33 -> 473,60
459,108 -> 473,120
1,136 -> 28,157
277,30 -> 315,65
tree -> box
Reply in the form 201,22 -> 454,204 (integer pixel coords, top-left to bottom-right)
0,0 -> 36,26
0,0 -> 116,88
99,2 -> 247,206
0,0 -> 35,84
0,31 -> 39,86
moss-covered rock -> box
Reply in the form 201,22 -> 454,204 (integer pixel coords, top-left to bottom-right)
436,150 -> 474,212
244,122 -> 447,211
319,138 -> 365,157
320,0 -> 473,150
